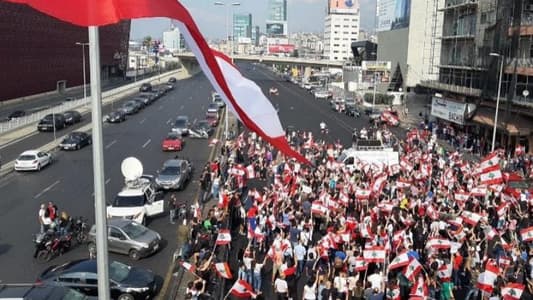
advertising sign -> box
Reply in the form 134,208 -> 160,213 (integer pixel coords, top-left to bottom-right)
377,0 -> 411,32
361,61 -> 391,83
268,44 -> 295,53
329,0 -> 359,14
431,97 -> 467,125
266,22 -> 286,36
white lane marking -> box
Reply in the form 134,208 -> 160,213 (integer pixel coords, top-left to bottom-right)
142,139 -> 151,148
105,140 -> 117,149
179,105 -> 184,110
166,118 -> 172,125
105,178 -> 111,185
34,180 -> 61,199
158,105 -> 163,110
140,118 -> 146,124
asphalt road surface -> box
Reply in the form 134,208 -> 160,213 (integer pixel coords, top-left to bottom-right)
0,72 -> 217,289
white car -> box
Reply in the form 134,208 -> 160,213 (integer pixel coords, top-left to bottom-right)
14,150 -> 52,171
314,89 -> 333,99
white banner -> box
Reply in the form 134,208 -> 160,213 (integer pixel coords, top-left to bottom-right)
431,97 -> 467,125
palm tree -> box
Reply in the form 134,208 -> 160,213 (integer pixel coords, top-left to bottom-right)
142,36 -> 152,50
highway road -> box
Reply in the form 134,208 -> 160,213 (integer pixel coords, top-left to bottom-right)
0,72 -> 217,289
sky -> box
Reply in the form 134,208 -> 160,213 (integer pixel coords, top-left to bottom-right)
130,0 -> 376,40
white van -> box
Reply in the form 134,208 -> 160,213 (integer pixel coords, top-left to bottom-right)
337,140 -> 399,172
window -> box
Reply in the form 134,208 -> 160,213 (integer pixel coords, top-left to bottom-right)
59,276 -> 81,283
109,227 -> 124,239
334,25 -> 340,27
85,278 -> 98,285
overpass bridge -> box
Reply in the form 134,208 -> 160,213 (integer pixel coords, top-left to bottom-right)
176,52 -> 344,73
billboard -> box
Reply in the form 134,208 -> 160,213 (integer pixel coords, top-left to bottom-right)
361,61 -> 391,83
431,97 -> 467,125
268,44 -> 295,53
377,0 -> 411,32
329,0 -> 359,14
266,22 -> 286,36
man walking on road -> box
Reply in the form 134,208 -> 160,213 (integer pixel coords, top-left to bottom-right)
169,194 -> 177,224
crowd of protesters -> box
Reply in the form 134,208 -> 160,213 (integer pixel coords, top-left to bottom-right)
177,119 -> 533,300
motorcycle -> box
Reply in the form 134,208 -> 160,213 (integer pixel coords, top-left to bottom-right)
71,216 -> 89,244
269,87 -> 279,96
33,231 -> 72,262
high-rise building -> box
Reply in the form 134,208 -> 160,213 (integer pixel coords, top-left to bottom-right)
233,13 -> 252,39
376,0 -> 442,90
266,0 -> 288,36
163,26 -> 184,52
323,0 -> 360,61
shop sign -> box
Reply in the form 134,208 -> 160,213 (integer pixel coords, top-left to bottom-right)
431,97 -> 467,125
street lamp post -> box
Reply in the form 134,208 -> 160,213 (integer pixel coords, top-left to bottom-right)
214,1 -> 240,140
372,73 -> 379,110
490,52 -> 505,152
75,42 -> 89,101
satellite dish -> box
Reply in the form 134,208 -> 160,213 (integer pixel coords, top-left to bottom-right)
121,157 -> 143,181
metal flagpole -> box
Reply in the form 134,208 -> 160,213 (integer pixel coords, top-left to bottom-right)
88,26 -> 111,300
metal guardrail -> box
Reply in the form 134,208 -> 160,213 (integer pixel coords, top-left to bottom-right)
0,69 -> 180,135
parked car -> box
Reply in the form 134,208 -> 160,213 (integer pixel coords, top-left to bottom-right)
105,110 -> 127,123
132,99 -> 146,110
37,259 -> 158,300
139,82 -> 152,92
59,132 -> 92,150
171,116 -> 190,136
0,284 -> 95,300
87,218 -> 161,260
14,150 -> 52,171
212,93 -> 225,108
205,112 -> 219,127
37,114 -> 66,132
161,132 -> 184,151
155,158 -> 192,191
207,103 -> 220,114
63,110 -> 82,125
121,101 -> 139,115
168,77 -> 177,83
6,110 -> 26,121
189,120 -> 214,139
133,95 -> 151,106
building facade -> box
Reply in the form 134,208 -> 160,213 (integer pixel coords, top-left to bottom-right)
233,13 -> 253,39
162,27 -> 184,52
420,0 -> 533,154
0,2 -> 130,102
266,0 -> 288,36
376,0 -> 443,91
323,0 -> 360,62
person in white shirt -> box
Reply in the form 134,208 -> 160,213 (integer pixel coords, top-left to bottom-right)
303,270 -> 320,300
333,271 -> 348,299
274,274 -> 289,300
38,204 -> 47,233
294,241 -> 306,277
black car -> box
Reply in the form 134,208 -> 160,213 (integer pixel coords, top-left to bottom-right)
106,111 -> 126,123
345,105 -> 360,117
121,101 -> 140,115
63,110 -> 82,125
6,110 -> 26,121
0,284 -> 95,300
168,77 -> 177,83
37,114 -> 66,132
59,132 -> 92,150
38,259 -> 158,300
139,83 -> 152,92
132,99 -> 146,110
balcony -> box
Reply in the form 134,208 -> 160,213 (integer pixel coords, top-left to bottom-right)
440,34 -> 475,40
504,58 -> 533,76
439,0 -> 478,11
419,80 -> 482,97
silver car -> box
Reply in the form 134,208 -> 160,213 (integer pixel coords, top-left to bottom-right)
155,158 -> 192,191
87,218 -> 161,260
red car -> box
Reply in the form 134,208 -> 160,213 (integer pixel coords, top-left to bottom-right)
205,111 -> 219,127
162,132 -> 184,151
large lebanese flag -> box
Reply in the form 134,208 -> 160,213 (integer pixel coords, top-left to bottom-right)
409,276 -> 428,300
5,0 -> 309,164
215,229 -> 232,245
388,252 -> 410,270
403,257 -> 423,281
477,260 -> 499,293
478,152 -> 500,173
480,169 -> 503,185
363,246 -> 386,263
502,283 -> 525,300
214,262 -> 232,279
229,279 -> 257,298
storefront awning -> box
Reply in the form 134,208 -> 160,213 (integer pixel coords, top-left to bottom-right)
472,107 -> 532,136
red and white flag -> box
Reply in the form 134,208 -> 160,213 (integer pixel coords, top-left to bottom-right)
230,279 -> 257,298
477,260 -> 499,293
355,188 -> 371,200
388,252 -> 410,270
462,211 -> 482,226
515,145 -> 526,156
479,152 -> 500,173
214,262 -> 233,279
502,283 -> 525,300
180,261 -> 196,274
447,217 -> 463,227
354,256 -> 368,271
520,226 -> 533,242
363,246 -> 386,263
409,276 -> 429,299
425,238 -> 451,249
496,202 -> 508,216
480,169 -> 503,185
396,178 -> 412,188
245,164 -> 255,179
8,0 -> 310,164
437,263 -> 452,282
470,185 -> 488,197
403,257 -> 423,281
311,202 -> 328,216
454,192 -> 470,202
371,174 -> 388,195
215,229 -> 232,245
